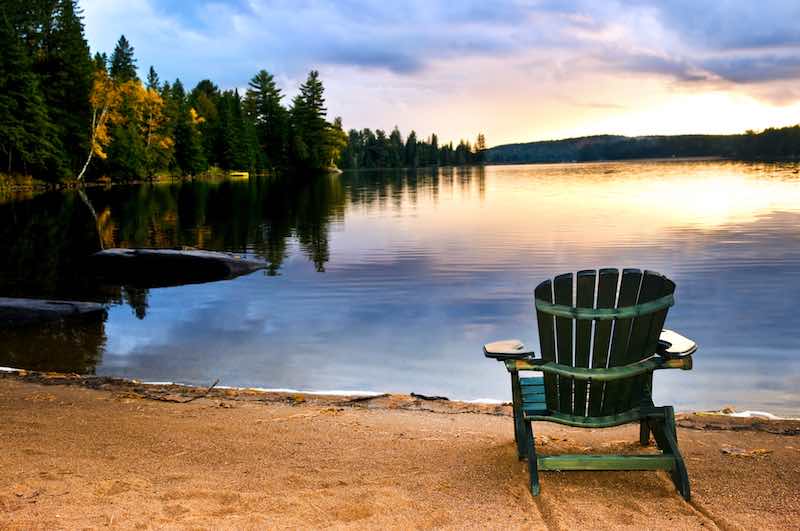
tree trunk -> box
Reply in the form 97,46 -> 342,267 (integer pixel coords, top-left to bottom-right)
78,106 -> 105,181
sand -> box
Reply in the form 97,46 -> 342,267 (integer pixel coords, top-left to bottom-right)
0,373 -> 798,530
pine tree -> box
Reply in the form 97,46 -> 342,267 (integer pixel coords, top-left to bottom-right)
189,80 -> 221,167
109,34 -> 137,82
174,79 -> 207,176
0,9 -> 64,178
216,90 -> 250,171
93,51 -> 107,71
389,126 -> 403,167
246,69 -> 287,169
36,0 -> 94,175
405,130 -> 418,167
290,70 -> 329,170
241,94 -> 265,172
146,65 -> 160,91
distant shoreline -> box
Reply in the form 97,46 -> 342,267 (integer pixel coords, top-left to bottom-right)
483,155 -> 728,166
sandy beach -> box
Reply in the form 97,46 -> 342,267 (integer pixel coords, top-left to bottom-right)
0,371 -> 798,530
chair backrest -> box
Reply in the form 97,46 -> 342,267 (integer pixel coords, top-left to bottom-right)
534,269 -> 675,418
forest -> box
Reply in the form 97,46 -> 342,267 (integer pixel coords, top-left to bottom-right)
339,130 -> 486,169
0,1 -> 349,182
0,2 -> 486,184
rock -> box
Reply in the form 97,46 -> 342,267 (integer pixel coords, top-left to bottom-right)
0,297 -> 107,328
88,248 -> 267,288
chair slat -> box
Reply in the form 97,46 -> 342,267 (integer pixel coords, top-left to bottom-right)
534,280 -> 558,411
520,377 -> 545,388
588,268 -> 618,416
602,269 -> 642,416
620,271 -> 665,408
573,270 -> 596,416
553,273 -> 574,414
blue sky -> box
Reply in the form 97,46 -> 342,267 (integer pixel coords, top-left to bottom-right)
82,1 -> 800,145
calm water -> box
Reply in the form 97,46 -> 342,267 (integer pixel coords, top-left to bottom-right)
2,161 -> 799,415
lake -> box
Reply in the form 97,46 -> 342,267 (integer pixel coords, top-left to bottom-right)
2,160 -> 799,415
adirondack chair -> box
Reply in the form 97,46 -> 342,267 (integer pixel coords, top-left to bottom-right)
484,269 -> 697,500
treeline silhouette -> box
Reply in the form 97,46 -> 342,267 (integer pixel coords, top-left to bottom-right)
486,127 -> 800,164
340,129 -> 486,169
738,126 -> 800,159
0,2 -> 346,182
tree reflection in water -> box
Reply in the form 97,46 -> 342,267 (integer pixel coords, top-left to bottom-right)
0,173 -> 351,371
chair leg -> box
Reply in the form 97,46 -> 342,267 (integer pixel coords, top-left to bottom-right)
514,411 -> 526,460
650,407 -> 691,500
525,421 -> 540,496
510,371 -> 526,460
639,419 -> 650,446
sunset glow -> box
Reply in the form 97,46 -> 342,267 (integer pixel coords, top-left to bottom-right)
81,0 -> 800,146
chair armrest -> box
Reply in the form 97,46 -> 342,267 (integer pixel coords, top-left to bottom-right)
483,339 -> 535,361
505,355 -> 692,380
658,329 -> 697,358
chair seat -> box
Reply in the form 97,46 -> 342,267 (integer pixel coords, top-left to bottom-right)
520,376 -> 548,415
520,375 -> 663,428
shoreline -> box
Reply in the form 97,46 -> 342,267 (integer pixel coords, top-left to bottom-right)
1,365 -> 798,429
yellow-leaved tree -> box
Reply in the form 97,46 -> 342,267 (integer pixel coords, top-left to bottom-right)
77,69 -> 120,181
141,85 -> 174,176
78,72 -> 175,181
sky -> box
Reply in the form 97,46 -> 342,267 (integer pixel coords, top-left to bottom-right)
81,0 -> 800,146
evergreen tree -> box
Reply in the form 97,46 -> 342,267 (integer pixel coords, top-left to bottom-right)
0,9 -> 64,178
389,126 -> 404,167
36,0 -> 94,175
290,70 -> 329,170
405,130 -> 418,167
146,65 -> 160,91
241,93 -> 266,172
109,34 -> 137,82
174,80 -> 207,177
93,51 -> 107,71
430,133 -> 439,165
189,80 -> 221,167
246,69 -> 287,169
217,91 -> 239,170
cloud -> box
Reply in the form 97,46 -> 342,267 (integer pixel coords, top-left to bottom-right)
79,0 -> 800,142
638,0 -> 800,50
81,0 -> 800,87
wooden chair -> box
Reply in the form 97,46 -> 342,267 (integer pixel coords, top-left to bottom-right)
484,269 -> 696,500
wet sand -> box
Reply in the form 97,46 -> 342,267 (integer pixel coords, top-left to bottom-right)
0,373 -> 798,530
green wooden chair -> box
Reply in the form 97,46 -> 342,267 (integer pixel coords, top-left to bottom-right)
484,269 -> 697,500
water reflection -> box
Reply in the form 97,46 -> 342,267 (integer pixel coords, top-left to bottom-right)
1,318 -> 106,374
0,161 -> 798,415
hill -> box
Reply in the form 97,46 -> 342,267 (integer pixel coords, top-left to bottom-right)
485,134 -> 743,164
